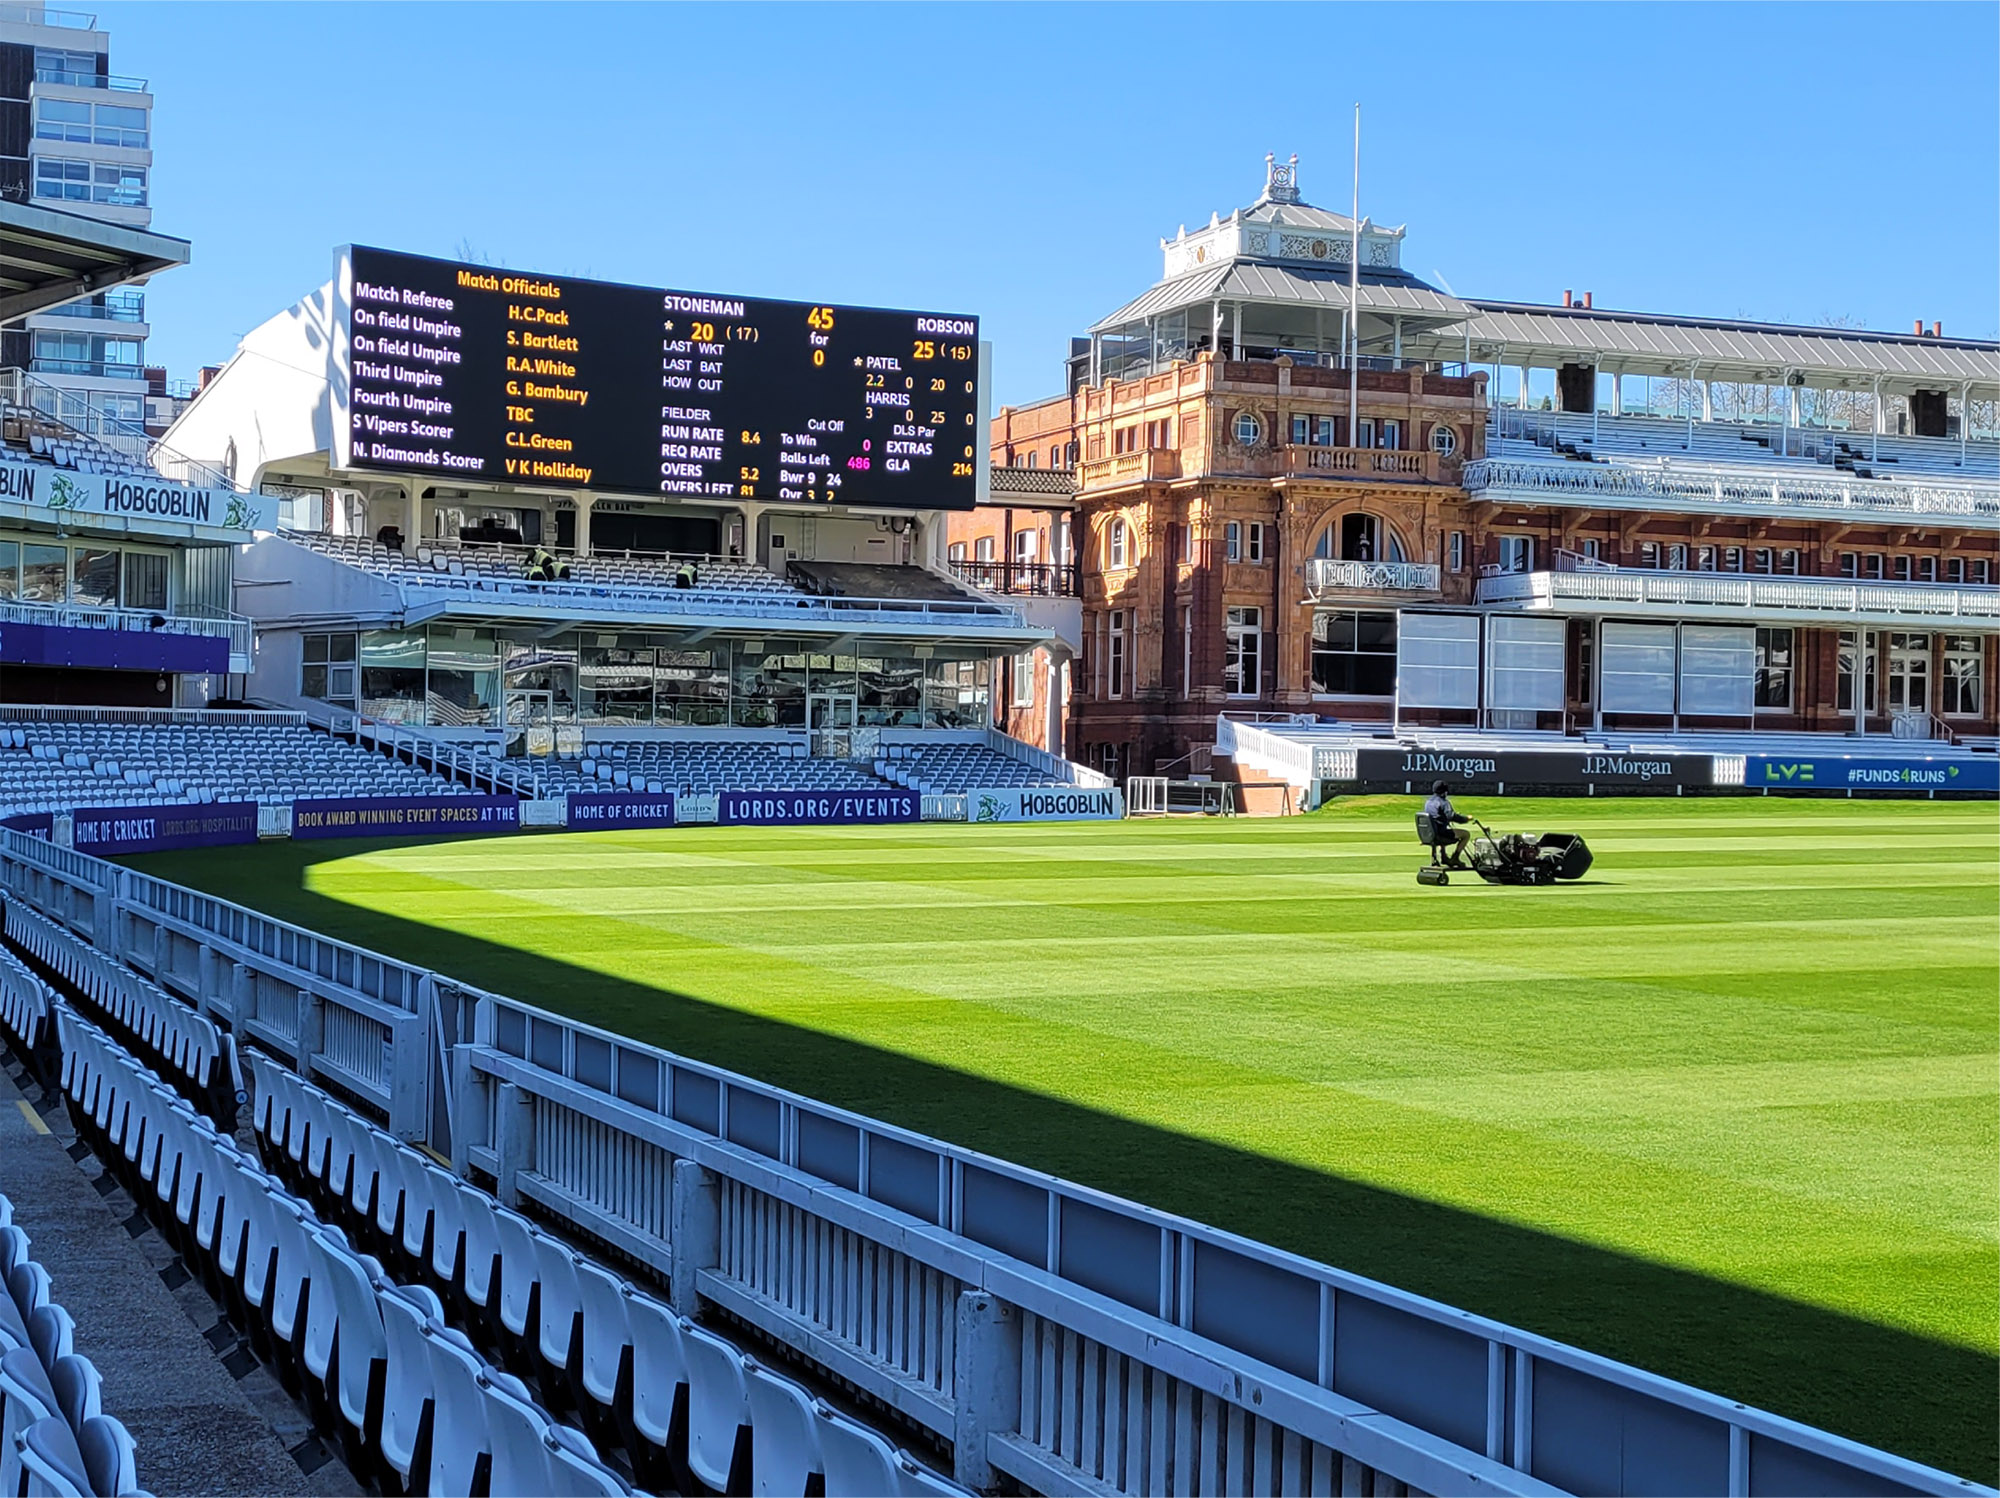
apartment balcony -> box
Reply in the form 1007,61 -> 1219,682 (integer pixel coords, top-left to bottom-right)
1477,566 -> 2000,629
1464,456 -> 2000,530
1077,449 -> 1181,488
1306,558 -> 1442,601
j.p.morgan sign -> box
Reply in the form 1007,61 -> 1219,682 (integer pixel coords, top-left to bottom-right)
1350,748 -> 1712,790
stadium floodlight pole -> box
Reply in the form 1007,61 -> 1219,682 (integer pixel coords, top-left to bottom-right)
1349,103 -> 1361,448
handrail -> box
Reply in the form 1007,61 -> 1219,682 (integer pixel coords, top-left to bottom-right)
0,368 -> 233,492
0,596 -> 250,659
1306,558 -> 1442,595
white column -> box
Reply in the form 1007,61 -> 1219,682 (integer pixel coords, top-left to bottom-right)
1701,379 -> 1713,422
574,495 -> 594,558
1231,302 -> 1243,361
1392,315 -> 1403,368
1211,300 -> 1222,354
1520,364 -> 1534,411
1609,370 -> 1622,417
404,483 -> 420,542
1961,381 -> 1971,465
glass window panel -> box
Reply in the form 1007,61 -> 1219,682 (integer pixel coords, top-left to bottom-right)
858,654 -> 922,726
122,551 -> 166,612
69,547 -> 118,607
361,629 -> 427,724
21,544 -> 65,603
0,540 -> 17,601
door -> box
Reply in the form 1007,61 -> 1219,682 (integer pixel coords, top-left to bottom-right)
1887,633 -> 1931,721
508,691 -> 555,755
807,693 -> 856,758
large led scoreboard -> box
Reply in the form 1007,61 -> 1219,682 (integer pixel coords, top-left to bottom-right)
331,245 -> 982,510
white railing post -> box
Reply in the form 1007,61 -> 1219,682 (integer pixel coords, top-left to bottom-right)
669,1158 -> 718,1316
953,1291 -> 1022,1491
494,1080 -> 532,1209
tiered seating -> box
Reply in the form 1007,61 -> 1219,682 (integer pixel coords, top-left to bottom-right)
875,741 -> 1076,794
7,902 -> 234,1126
0,954 -> 143,1498
0,720 -> 463,817
294,535 -> 818,611
0,1191 -> 142,1497
0,404 -> 155,483
1496,411 -> 2000,479
58,1009 -> 632,1496
541,739 -> 889,797
244,1053 -> 967,1498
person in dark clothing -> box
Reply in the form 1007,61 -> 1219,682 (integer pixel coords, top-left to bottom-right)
1423,779 -> 1471,867
675,559 -> 698,588
522,546 -> 571,582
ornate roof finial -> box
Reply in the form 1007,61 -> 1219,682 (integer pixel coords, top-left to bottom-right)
1264,152 -> 1301,205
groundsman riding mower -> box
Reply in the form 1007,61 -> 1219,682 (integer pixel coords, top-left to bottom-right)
1416,812 -> 1593,887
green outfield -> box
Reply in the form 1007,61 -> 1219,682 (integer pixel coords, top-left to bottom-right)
132,797 -> 1999,1480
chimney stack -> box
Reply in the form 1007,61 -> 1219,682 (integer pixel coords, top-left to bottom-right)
1931,321 -> 1942,338
1562,290 -> 1573,308
1582,291 -> 1594,309
1914,319 -> 1925,336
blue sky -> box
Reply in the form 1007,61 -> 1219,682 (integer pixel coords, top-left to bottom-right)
110,2 -> 1997,407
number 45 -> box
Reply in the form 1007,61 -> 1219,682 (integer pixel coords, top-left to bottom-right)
807,307 -> 836,332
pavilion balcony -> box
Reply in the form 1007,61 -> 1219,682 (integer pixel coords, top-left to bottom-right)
1078,450 -> 1181,487
1477,566 -> 2000,629
1306,558 -> 1441,599
1278,444 -> 1450,483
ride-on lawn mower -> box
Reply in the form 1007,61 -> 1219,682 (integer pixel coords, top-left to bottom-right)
1415,813 -> 1593,886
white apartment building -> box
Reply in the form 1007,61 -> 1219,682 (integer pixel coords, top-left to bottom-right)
0,4 -> 153,434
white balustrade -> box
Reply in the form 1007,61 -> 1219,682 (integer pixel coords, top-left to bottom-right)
1306,558 -> 1442,596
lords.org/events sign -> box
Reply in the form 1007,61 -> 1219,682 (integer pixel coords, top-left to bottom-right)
972,786 -> 1124,822
565,791 -> 677,830
1745,755 -> 2000,793
293,795 -> 520,840
0,459 -> 274,540
718,789 -> 918,826
72,802 -> 258,856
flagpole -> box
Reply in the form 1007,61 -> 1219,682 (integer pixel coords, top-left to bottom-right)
1349,103 -> 1361,449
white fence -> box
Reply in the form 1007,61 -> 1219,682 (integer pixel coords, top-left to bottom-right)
1464,456 -> 2000,526
0,826 -> 1984,1498
1478,568 -> 2000,625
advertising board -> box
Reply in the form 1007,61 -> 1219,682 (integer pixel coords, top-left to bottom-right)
1744,755 -> 2000,793
970,786 -> 1124,822
1349,747 -> 1713,791
717,789 -> 919,826
292,795 -> 520,840
565,791 -> 678,830
71,802 -> 258,856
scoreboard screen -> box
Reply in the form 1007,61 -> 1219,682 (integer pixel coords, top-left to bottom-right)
332,245 -> 981,510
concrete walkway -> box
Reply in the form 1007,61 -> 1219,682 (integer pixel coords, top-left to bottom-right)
0,1051 -> 358,1497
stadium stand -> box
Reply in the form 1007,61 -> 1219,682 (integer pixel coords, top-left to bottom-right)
0,957 -> 145,1498
12,878 -> 969,1498
532,737 -> 888,797
1497,409 -> 2000,479
0,717 -> 465,818
874,739 -> 1077,793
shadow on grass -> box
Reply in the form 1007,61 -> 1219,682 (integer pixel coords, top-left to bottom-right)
128,837 -> 1997,1483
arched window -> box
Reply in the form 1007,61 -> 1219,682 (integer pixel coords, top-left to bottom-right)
1430,423 -> 1458,457
1313,515 -> 1405,563
1233,411 -> 1261,446
1108,517 -> 1129,569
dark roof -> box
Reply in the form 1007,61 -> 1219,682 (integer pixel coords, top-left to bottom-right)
0,199 -> 190,321
989,465 -> 1078,499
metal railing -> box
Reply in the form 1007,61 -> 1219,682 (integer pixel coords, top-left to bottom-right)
39,298 -> 144,323
947,559 -> 1082,597
0,832 -> 1987,1498
0,367 -> 233,491
0,597 -> 250,663
1306,558 -> 1442,596
33,67 -> 148,90
980,724 -> 1113,787
1464,456 -> 2000,526
1478,568 -> 2000,623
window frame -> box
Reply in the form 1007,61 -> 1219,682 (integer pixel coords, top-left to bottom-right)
1223,606 -> 1263,698
1232,411 -> 1261,446
1754,626 -> 1794,711
1941,635 -> 1984,717
1107,517 -> 1129,570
